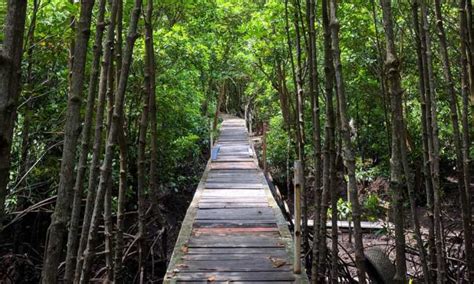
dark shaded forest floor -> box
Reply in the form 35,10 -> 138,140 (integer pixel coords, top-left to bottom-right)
0,162 -> 205,283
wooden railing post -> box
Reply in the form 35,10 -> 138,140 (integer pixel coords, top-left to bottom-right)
263,122 -> 268,175
210,119 -> 213,153
293,160 -> 303,274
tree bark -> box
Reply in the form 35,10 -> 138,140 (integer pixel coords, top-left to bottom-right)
113,124 -> 128,283
103,44 -> 118,282
64,0 -> 107,281
41,1 -> 96,282
16,0 -> 39,212
72,1 -> 119,281
136,0 -> 157,277
147,0 -> 161,225
79,0 -> 142,281
305,0 -> 322,279
411,1 -> 435,281
465,0 -> 474,105
459,0 -> 474,281
379,0 -> 408,281
420,1 -> 445,281
0,0 -> 27,221
328,1 -> 366,282
319,0 -> 338,283
291,0 -> 308,258
433,3 -> 473,281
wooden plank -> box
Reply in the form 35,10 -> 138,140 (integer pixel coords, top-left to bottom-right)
186,247 -> 289,255
206,178 -> 262,184
211,162 -> 257,170
205,183 -> 263,189
193,227 -> 279,234
199,197 -> 268,201
170,271 -> 295,281
182,252 -> 288,261
208,169 -> 259,174
175,259 -> 292,272
194,220 -> 277,228
188,236 -> 285,248
198,203 -> 269,209
196,208 -> 274,220
206,178 -> 262,183
200,189 -> 266,197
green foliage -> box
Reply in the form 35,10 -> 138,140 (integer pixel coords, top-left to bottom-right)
363,194 -> 383,222
355,158 -> 389,182
337,198 -> 352,221
266,116 -> 293,182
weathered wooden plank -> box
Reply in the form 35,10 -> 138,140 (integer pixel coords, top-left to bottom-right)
205,183 -> 263,189
196,208 -> 274,220
198,203 -> 269,209
182,252 -> 288,261
194,220 -> 277,228
205,178 -> 262,184
177,282 -> 294,284
200,189 -> 266,197
193,227 -> 279,234
170,271 -> 295,281
186,247 -> 289,255
188,236 -> 284,248
199,197 -> 267,201
205,179 -> 262,184
176,259 -> 292,272
208,169 -> 259,174
211,162 -> 257,170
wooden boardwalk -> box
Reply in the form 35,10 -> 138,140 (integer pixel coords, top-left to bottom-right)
164,118 -> 308,283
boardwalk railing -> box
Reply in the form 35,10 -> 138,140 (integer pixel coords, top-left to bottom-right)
164,118 -> 308,283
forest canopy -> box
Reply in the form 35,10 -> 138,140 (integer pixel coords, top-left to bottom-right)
0,0 -> 473,283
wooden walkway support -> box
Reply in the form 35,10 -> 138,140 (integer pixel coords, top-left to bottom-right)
164,118 -> 308,283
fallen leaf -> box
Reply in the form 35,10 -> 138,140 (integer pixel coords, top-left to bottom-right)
207,275 -> 216,282
269,256 -> 286,268
176,264 -> 188,269
181,245 -> 189,253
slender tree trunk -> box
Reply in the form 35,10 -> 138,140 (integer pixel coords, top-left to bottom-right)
459,0 -> 474,281
115,0 -> 123,89
213,83 -> 225,132
147,0 -> 160,226
136,0 -> 157,276
41,1 -> 96,282
0,0 -> 27,221
79,0 -> 142,281
113,124 -> 127,283
465,0 -> 474,105
420,1 -> 445,281
64,1 -> 107,281
412,1 -> 436,281
104,178 -> 114,282
415,1 -> 437,276
305,0 -> 322,280
292,0 -> 307,258
328,1 -> 366,282
284,0 -> 298,133
103,43 -> 118,283
276,60 -> 291,129
434,3 -> 473,281
379,0 -> 407,282
16,0 -> 39,212
319,0 -> 338,282
73,1 -> 119,281
370,0 -> 391,149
